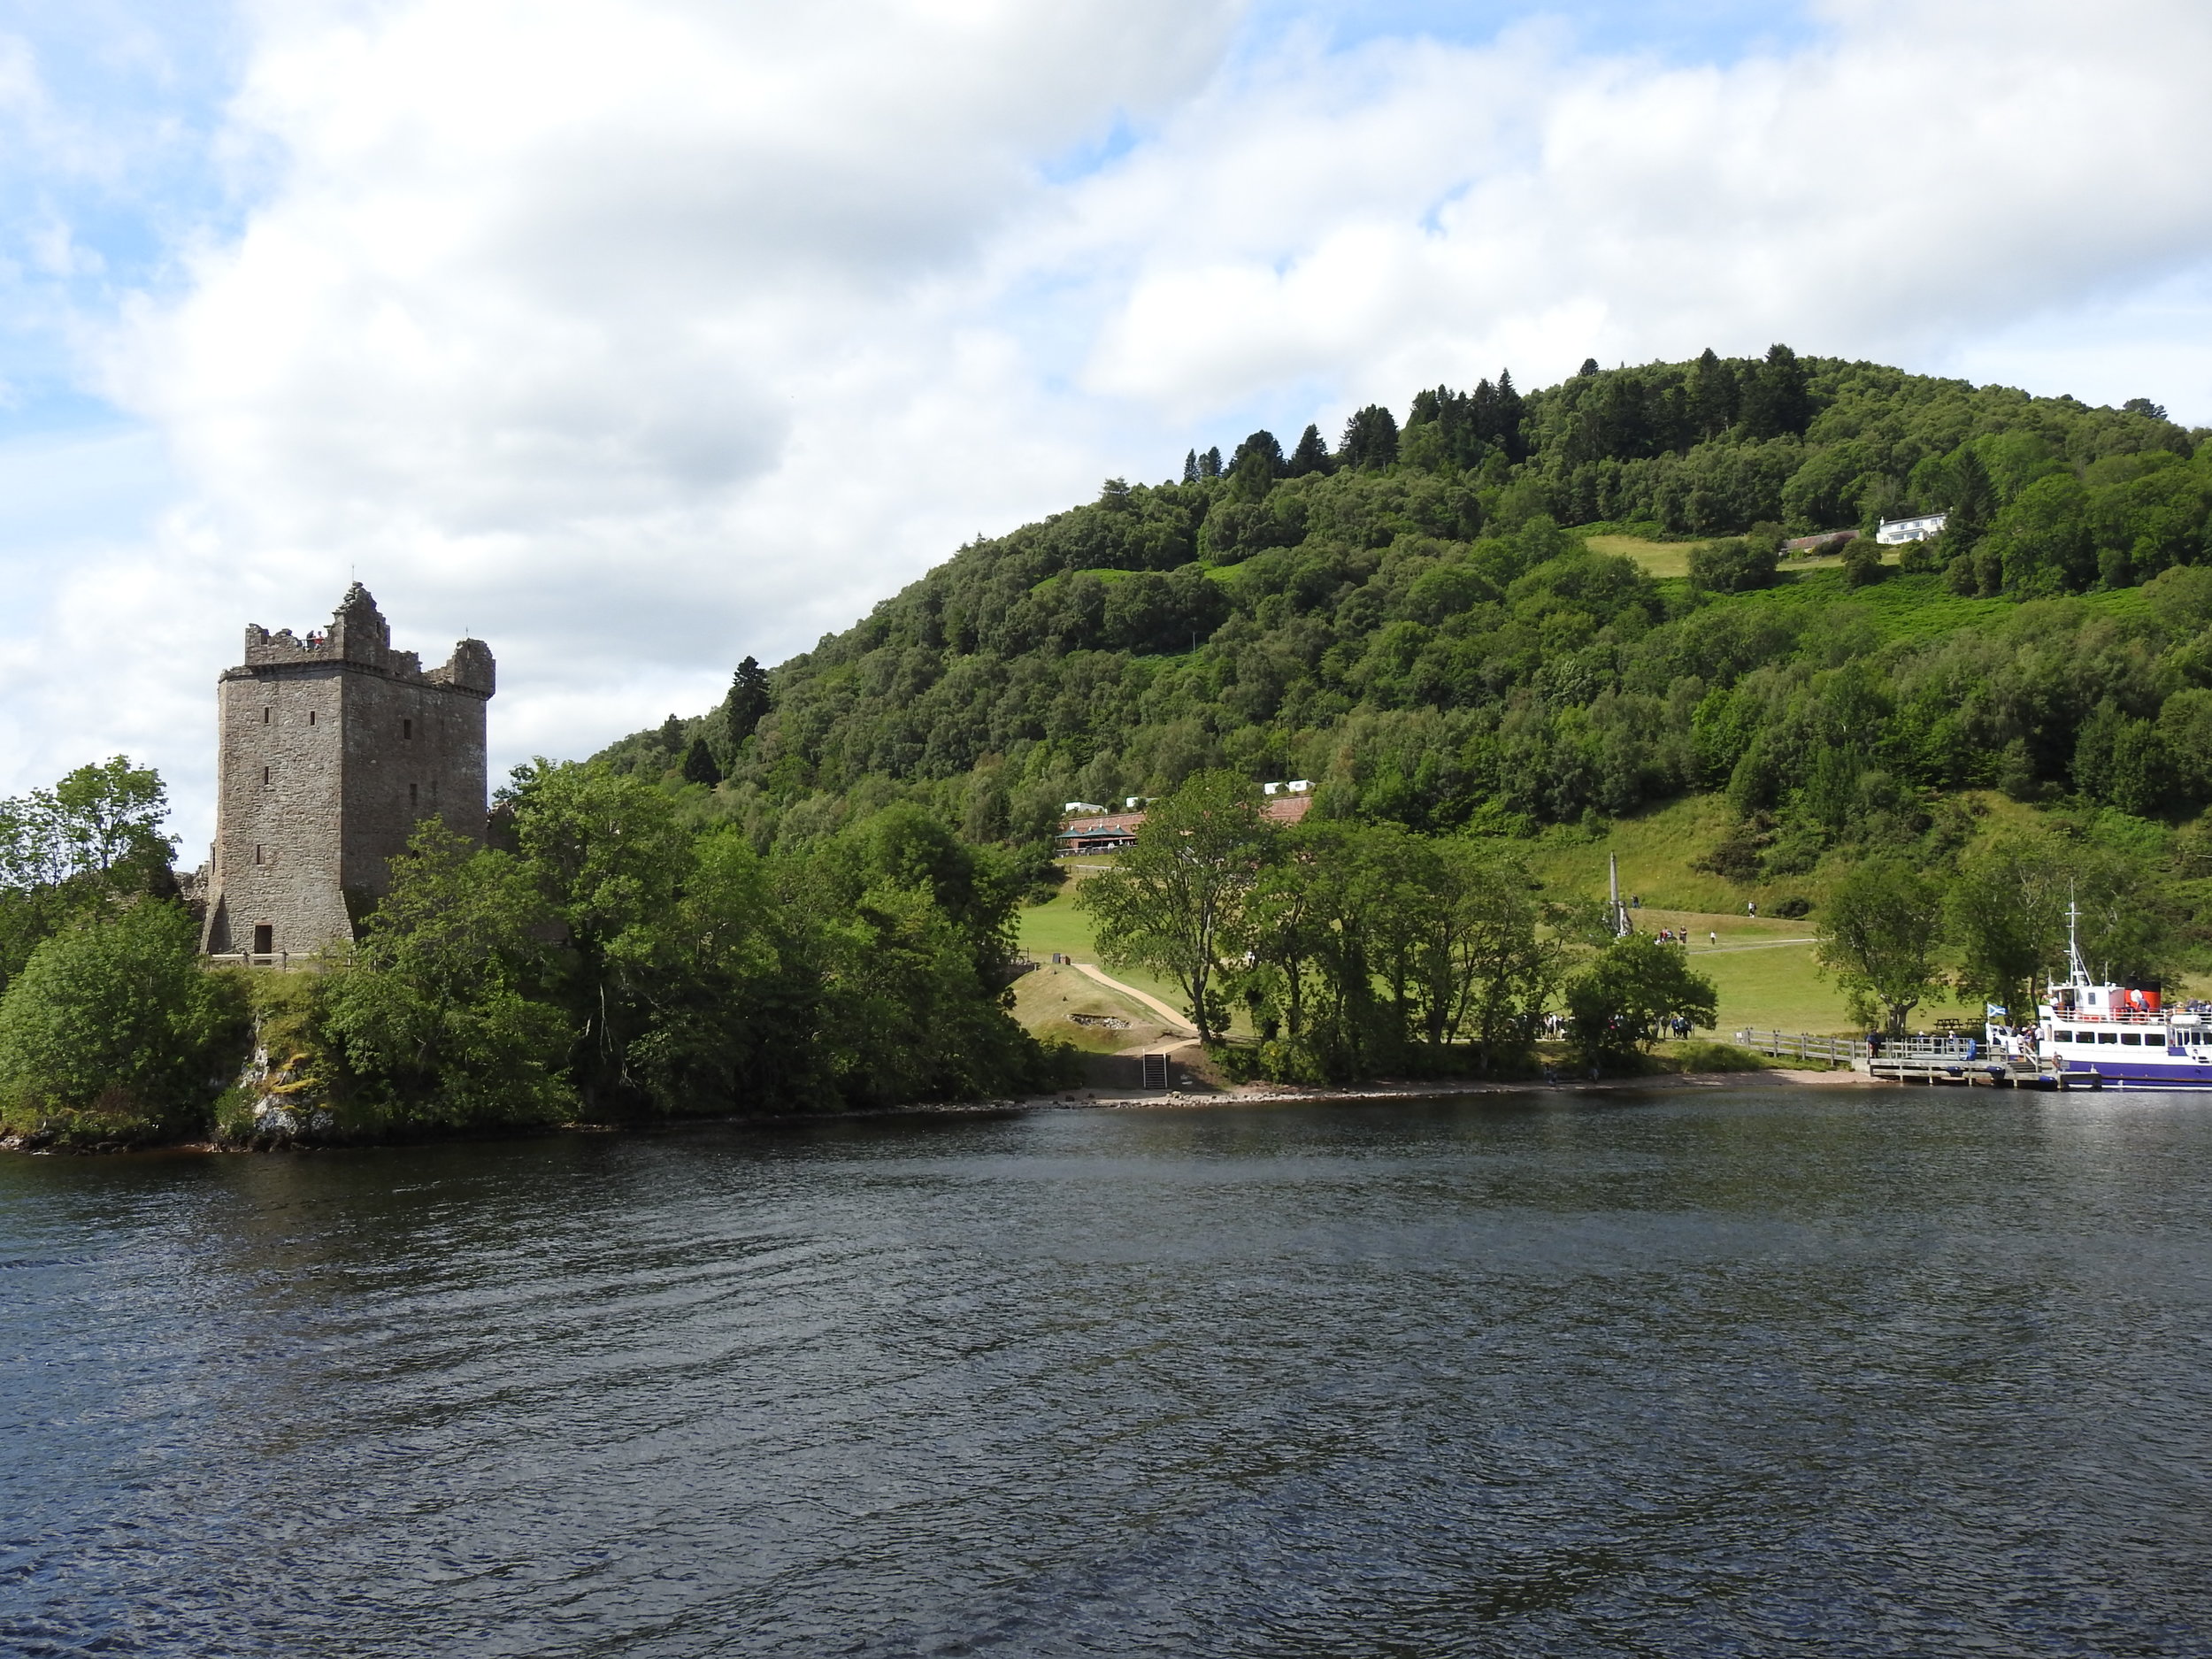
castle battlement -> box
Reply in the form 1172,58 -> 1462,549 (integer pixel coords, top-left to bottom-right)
201,584 -> 495,960
234,583 -> 494,695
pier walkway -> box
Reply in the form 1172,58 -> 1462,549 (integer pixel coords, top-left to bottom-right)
1734,1029 -> 2101,1089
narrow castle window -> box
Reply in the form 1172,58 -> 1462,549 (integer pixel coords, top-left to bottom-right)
403,718 -> 412,740
253,924 -> 273,955
263,765 -> 271,785
410,782 -> 419,807
255,843 -> 264,864
309,710 -> 316,726
262,707 -> 270,724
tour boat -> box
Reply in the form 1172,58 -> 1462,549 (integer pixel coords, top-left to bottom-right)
1988,905 -> 2212,1089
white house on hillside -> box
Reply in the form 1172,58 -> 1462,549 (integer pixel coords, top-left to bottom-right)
1877,512 -> 1948,545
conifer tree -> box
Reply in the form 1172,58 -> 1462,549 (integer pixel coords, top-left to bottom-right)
1689,347 -> 1736,439
1287,423 -> 1331,476
1740,343 -> 1811,439
682,736 -> 723,787
1947,447 -> 1995,545
1339,404 -> 1400,470
725,657 -> 772,748
1225,430 -> 1285,501
659,714 -> 684,752
1578,357 -> 1601,377
1471,378 -> 1499,444
1200,446 -> 1223,480
1934,447 -> 1997,586
1182,449 -> 1200,485
1494,370 -> 1526,461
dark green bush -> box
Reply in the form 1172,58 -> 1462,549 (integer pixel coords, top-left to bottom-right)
1687,536 -> 1779,593
0,902 -> 246,1147
1841,535 -> 1886,586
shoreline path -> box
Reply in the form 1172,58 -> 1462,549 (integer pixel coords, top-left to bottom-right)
1070,962 -> 1197,1033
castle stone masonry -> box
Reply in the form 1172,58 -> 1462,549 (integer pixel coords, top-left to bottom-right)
201,584 -> 495,958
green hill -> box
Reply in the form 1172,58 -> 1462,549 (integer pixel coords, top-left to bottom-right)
595,348 -> 2212,987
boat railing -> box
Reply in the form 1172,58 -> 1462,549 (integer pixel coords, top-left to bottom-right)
2049,1008 -> 2196,1025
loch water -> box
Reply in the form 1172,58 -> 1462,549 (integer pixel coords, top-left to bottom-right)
4,1087 -> 2209,1656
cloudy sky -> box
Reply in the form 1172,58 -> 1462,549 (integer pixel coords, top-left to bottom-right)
4,0 -> 2211,852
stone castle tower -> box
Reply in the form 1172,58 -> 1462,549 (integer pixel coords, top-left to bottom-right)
200,585 -> 495,958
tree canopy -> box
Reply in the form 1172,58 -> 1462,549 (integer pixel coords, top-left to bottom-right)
588,351 -> 2209,890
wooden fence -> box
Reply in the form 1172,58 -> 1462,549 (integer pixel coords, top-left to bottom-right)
1734,1030 -> 1868,1064
1734,1029 -> 1998,1064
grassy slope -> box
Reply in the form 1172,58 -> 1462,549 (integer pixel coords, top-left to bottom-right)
1698,564 -> 2154,639
1587,533 -> 1852,581
1599,542 -> 2164,635
1018,872 -> 1200,1016
1586,534 -> 1693,577
1009,961 -> 1185,1053
1521,795 -> 1979,1033
1024,824 -> 1894,1039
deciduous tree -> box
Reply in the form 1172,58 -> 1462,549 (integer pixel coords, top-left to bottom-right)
1816,857 -> 1947,1035
0,900 -> 242,1144
1563,933 -> 1717,1068
1947,828 -> 2070,1018
323,823 -> 572,1126
1079,771 -> 1272,1042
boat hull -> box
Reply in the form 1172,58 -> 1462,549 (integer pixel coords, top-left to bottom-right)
2062,1058 -> 2212,1089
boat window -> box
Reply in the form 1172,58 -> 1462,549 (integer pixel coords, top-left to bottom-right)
2055,1029 -> 2074,1042
2120,1032 -> 2141,1046
2150,1031 -> 2166,1044
2098,1031 -> 2118,1044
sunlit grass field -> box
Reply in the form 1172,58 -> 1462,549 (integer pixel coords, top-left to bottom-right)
1008,960 -> 1179,1053
1585,532 -> 1853,583
1019,844 -> 1904,1041
1584,534 -> 1693,577
1018,873 -> 1195,1016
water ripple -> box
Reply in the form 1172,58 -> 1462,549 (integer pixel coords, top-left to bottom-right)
2,1091 -> 2209,1655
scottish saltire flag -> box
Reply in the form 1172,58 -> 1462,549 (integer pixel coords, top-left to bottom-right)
1985,1003 -> 2008,1018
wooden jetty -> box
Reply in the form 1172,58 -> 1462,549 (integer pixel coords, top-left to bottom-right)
1734,1029 -> 2101,1089
1865,1055 -> 2100,1089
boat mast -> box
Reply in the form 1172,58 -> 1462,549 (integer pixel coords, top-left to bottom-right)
2067,890 -> 2089,986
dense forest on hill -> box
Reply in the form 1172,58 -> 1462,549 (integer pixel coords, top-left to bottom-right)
602,349 -> 2212,932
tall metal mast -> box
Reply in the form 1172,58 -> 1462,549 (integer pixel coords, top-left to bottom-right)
2067,890 -> 2089,985
1609,853 -> 1632,939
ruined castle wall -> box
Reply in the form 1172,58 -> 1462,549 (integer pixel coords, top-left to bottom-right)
338,672 -> 489,900
205,664 -> 352,956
